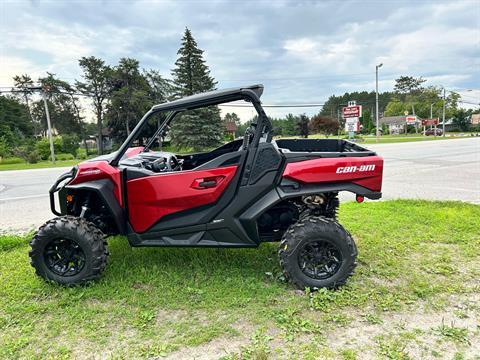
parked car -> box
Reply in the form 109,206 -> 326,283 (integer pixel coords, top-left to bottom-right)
424,128 -> 443,136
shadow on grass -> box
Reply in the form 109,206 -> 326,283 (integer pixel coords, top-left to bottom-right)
95,236 -> 285,308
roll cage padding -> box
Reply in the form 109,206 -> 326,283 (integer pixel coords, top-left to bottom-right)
65,179 -> 127,235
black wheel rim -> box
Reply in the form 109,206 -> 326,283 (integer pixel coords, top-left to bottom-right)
44,238 -> 86,277
298,240 -> 342,280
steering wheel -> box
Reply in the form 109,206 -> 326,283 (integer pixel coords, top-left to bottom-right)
150,157 -> 167,172
169,156 -> 183,171
149,154 -> 182,173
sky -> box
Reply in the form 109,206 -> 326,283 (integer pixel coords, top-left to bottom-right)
1,0 -> 479,121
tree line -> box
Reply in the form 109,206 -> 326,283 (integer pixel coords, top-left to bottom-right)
1,28 -> 225,161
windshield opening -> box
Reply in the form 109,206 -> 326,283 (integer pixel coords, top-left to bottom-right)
142,100 -> 257,153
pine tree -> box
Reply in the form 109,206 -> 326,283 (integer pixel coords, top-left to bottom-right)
170,28 -> 223,151
106,58 -> 151,142
76,56 -> 111,154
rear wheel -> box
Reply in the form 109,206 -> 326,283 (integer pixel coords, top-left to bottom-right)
278,215 -> 357,290
29,216 -> 109,285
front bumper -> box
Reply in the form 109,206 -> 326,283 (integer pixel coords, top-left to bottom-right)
49,167 -> 76,216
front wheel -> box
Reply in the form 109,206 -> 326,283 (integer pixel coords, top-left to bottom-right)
29,216 -> 109,285
278,216 -> 357,290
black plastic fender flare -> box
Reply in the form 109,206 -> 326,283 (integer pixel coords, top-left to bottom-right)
65,179 -> 127,235
240,181 -> 382,234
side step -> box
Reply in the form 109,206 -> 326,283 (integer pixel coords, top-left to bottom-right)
127,227 -> 257,248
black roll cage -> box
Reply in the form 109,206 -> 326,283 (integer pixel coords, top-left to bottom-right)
110,84 -> 271,167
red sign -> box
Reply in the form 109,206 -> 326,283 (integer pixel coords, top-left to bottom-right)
342,106 -> 362,118
405,116 -> 417,125
421,118 -> 439,126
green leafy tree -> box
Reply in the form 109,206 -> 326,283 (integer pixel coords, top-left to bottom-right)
35,137 -> 63,160
61,134 -> 80,157
282,114 -> 298,136
170,28 -> 223,150
385,80 -> 460,120
13,142 -> 40,164
37,73 -> 84,136
452,108 -> 471,131
0,95 -> 33,149
76,57 -> 111,154
389,77 -> 451,119
142,69 -> 174,147
106,58 -> 152,143
296,114 -> 310,138
384,100 -> 409,117
13,74 -> 38,134
144,69 -> 173,104
270,117 -> 285,136
360,107 -> 374,134
320,91 -> 393,121
0,136 -> 9,158
52,77 -> 89,154
309,115 -> 339,138
393,76 -> 426,101
445,91 -> 461,119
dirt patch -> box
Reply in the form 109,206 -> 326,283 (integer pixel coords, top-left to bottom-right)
132,282 -> 154,291
324,292 -> 480,359
156,309 -> 188,325
156,309 -> 233,327
164,336 -> 250,360
161,293 -> 479,359
159,317 -> 256,359
230,318 -> 256,334
62,294 -> 480,359
70,325 -> 139,359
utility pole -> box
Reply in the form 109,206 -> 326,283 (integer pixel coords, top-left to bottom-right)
337,107 -> 340,139
375,63 -> 383,142
432,103 -> 437,138
442,88 -> 446,137
41,89 -> 56,163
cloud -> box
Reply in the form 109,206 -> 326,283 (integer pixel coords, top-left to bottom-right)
1,0 -> 478,120
0,55 -> 43,85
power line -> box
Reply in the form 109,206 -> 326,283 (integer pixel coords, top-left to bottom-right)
216,72 -> 376,82
458,100 -> 480,106
219,103 -> 326,108
1,89 -> 328,108
458,94 -> 480,101
0,71 -> 378,83
2,88 -> 478,108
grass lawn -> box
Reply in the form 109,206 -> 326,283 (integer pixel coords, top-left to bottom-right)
362,136 -> 452,144
304,133 -> 478,144
0,159 -> 81,171
1,200 -> 479,359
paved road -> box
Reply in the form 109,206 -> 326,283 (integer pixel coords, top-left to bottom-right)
1,138 -> 479,233
366,137 -> 479,204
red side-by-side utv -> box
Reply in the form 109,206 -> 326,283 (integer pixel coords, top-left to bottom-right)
29,85 -> 383,289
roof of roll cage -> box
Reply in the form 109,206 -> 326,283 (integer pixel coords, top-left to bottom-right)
151,84 -> 264,111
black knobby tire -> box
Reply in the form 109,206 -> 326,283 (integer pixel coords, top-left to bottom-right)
278,215 -> 357,290
29,216 -> 109,285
